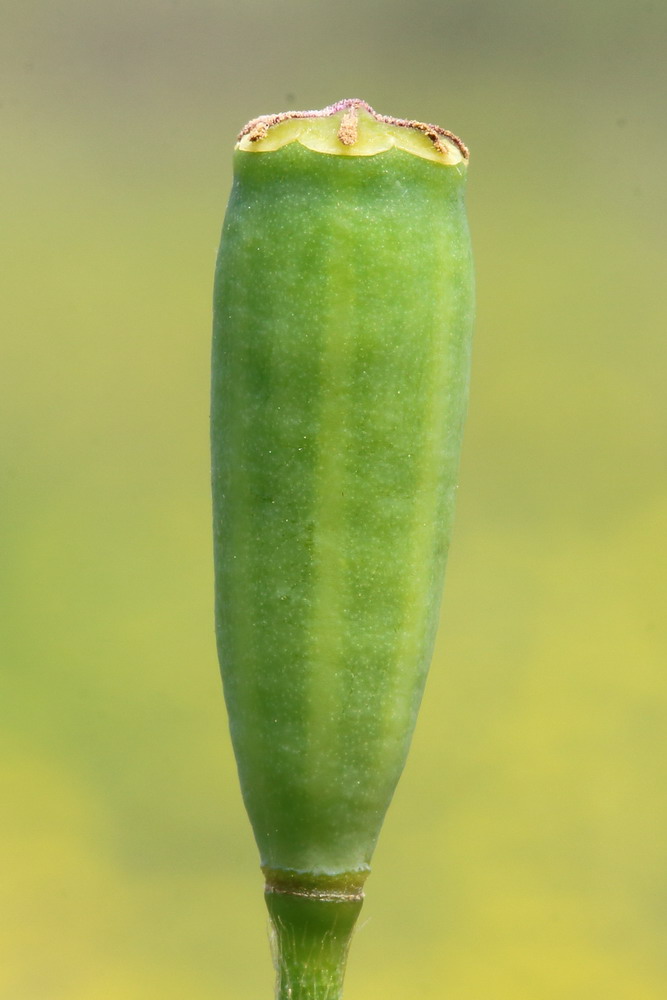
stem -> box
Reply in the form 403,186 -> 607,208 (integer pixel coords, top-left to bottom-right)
266,890 -> 363,1000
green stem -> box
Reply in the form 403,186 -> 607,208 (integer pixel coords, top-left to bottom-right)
266,891 -> 363,1000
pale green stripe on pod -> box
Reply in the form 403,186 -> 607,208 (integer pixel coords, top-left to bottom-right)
211,100 -> 473,999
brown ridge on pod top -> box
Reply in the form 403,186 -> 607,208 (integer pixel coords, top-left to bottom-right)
238,98 -> 470,160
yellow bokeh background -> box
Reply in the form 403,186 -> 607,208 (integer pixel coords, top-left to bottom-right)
2,1 -> 665,997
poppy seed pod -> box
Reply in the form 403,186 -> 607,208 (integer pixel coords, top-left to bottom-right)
211,99 -> 474,1000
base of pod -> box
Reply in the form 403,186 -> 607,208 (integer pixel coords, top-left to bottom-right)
266,888 -> 363,1000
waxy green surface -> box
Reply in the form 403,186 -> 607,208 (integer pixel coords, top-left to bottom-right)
212,133 -> 473,885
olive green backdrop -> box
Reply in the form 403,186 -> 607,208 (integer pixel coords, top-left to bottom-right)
2,1 -> 665,997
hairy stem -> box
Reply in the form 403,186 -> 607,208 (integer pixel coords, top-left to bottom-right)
267,891 -> 363,1000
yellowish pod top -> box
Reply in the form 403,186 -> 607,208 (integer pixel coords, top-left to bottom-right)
235,97 -> 469,165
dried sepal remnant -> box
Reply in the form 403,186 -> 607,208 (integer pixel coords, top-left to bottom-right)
236,98 -> 469,165
263,868 -> 370,903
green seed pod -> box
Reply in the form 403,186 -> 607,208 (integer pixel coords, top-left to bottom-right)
211,99 -> 473,999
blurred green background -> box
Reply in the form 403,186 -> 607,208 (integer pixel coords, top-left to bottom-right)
1,1 -> 665,997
